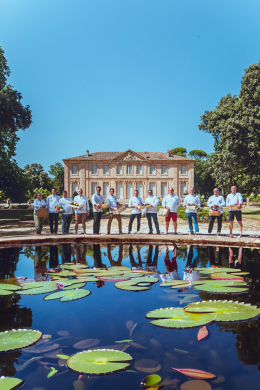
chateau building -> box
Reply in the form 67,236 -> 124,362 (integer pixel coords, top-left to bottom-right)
63,149 -> 194,199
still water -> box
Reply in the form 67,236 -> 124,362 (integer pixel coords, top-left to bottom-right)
0,244 -> 260,390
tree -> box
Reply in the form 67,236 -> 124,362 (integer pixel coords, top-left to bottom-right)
0,46 -> 32,201
188,150 -> 208,159
48,162 -> 64,195
188,149 -> 216,197
171,147 -> 187,157
23,163 -> 51,190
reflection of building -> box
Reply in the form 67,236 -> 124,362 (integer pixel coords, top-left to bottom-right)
63,149 -> 194,199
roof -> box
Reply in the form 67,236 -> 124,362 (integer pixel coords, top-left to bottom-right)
63,149 -> 194,162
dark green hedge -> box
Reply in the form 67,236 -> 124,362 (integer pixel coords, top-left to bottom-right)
157,206 -> 228,222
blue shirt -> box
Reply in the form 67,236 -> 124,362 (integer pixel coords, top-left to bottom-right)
226,192 -> 243,207
92,193 -> 104,213
33,199 -> 46,215
128,196 -> 143,214
74,195 -> 89,214
144,195 -> 159,214
207,195 -> 225,214
59,197 -> 73,215
162,194 -> 181,213
46,194 -> 60,213
107,195 -> 118,214
183,194 -> 201,214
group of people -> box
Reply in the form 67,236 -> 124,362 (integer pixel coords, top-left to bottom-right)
33,185 -> 243,237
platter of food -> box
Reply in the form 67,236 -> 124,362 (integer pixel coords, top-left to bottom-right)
94,203 -> 108,210
186,203 -> 196,210
70,202 -> 83,210
112,205 -> 127,214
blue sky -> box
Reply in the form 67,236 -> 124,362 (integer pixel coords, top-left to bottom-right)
1,0 -> 260,171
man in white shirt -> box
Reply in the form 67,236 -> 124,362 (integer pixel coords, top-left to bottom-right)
143,189 -> 160,234
183,187 -> 201,235
226,186 -> 243,237
162,188 -> 181,234
33,192 -> 46,234
59,190 -> 73,234
128,190 -> 142,234
207,188 -> 226,235
91,186 -> 104,234
106,188 -> 122,234
74,188 -> 89,234
46,188 -> 60,234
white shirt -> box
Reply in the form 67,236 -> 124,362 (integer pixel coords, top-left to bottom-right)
59,197 -> 73,215
207,195 -> 225,214
183,194 -> 201,213
160,271 -> 180,283
46,194 -> 60,213
33,199 -> 46,215
92,193 -> 104,213
144,195 -> 159,214
128,196 -> 143,215
226,192 -> 243,207
74,195 -> 89,214
107,195 -> 118,214
162,194 -> 181,213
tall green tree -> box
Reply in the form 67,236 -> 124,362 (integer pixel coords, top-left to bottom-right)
171,147 -> 187,157
0,47 -> 32,201
48,162 -> 64,195
23,163 -> 51,190
188,150 -> 216,197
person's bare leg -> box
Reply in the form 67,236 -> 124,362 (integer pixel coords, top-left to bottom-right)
238,221 -> 242,237
82,214 -> 86,234
229,221 -> 233,237
75,216 -> 78,234
173,221 -> 177,233
238,247 -> 242,264
166,221 -> 169,234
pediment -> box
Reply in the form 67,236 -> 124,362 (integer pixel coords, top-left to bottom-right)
112,150 -> 146,161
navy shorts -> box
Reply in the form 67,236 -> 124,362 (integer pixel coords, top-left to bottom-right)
229,210 -> 242,222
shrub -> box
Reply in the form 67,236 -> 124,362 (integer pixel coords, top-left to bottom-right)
158,206 -> 228,222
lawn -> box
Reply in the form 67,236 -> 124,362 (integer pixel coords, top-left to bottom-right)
0,209 -> 34,224
241,207 -> 260,220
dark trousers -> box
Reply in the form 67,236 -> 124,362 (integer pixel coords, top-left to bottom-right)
62,214 -> 72,234
93,213 -> 102,234
49,213 -> 59,234
49,245 -> 59,268
146,213 -> 160,233
128,214 -> 141,232
208,214 -> 222,233
147,245 -> 159,267
129,245 -> 142,267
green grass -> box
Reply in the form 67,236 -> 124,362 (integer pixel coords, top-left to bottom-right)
0,209 -> 33,225
241,207 -> 260,220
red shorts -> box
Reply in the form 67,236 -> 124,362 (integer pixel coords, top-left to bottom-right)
165,212 -> 177,222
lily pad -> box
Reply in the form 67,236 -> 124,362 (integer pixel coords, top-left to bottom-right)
0,329 -> 42,352
50,279 -> 79,287
180,380 -> 211,390
0,283 -> 21,296
44,289 -> 91,302
193,280 -> 248,294
210,272 -> 244,280
63,283 -> 86,290
160,281 -> 191,288
0,377 -> 24,390
19,282 -> 58,295
146,307 -> 216,328
46,271 -> 76,277
195,267 -> 241,274
135,359 -> 161,373
115,277 -> 158,292
185,300 -> 260,322
67,349 -> 133,375
73,339 -> 100,349
61,264 -> 89,270
75,277 -> 99,282
141,374 -> 162,387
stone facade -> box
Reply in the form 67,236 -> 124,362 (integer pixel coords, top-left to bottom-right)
63,149 -> 194,199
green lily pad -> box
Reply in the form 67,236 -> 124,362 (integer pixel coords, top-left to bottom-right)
115,277 -> 158,292
63,283 -> 86,290
193,280 -> 248,294
160,280 -> 191,287
46,271 -> 76,277
185,300 -> 260,321
18,282 -> 58,295
0,377 -> 24,390
210,272 -> 244,280
0,283 -> 21,296
115,340 -> 133,343
50,279 -> 80,287
0,329 -> 42,352
44,289 -> 91,302
76,277 -> 99,282
61,264 -> 89,270
67,349 -> 133,375
195,267 -> 241,274
141,374 -> 162,386
146,307 -> 216,328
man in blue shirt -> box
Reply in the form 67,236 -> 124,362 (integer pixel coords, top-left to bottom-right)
106,188 -> 123,234
143,189 -> 160,234
183,187 -> 201,235
91,186 -> 104,234
226,186 -> 243,237
207,188 -> 225,235
128,190 -> 142,234
46,188 -> 60,234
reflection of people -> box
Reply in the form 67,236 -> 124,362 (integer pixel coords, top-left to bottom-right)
61,244 -> 72,264
107,188 -> 122,234
74,189 -> 90,235
74,244 -> 87,264
129,245 -> 142,267
146,245 -> 159,268
164,245 -> 177,272
93,244 -> 104,268
143,190 -> 160,234
34,247 -> 47,280
46,188 -> 60,234
186,245 -> 198,268
162,188 -> 181,234
183,188 -> 201,235
229,247 -> 242,268
92,186 -> 104,234
207,188 -> 225,235
59,190 -> 73,234
107,244 -> 123,266
33,192 -> 46,234
208,246 -> 222,266
49,245 -> 59,268
226,186 -> 243,238
128,190 -> 142,234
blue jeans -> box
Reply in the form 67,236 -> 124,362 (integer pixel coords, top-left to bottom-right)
186,212 -> 199,233
146,213 -> 160,233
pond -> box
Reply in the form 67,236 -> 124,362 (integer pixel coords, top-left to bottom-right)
0,243 -> 260,390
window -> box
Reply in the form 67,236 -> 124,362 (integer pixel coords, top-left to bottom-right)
72,183 -> 78,195
104,165 -> 109,174
162,165 -> 167,175
127,183 -> 133,198
92,165 -> 97,174
104,182 -> 109,197
117,183 -> 123,198
137,183 -> 143,198
150,165 -> 155,174
117,165 -> 122,174
127,165 -> 132,174
91,182 -> 98,195
181,165 -> 187,175
181,182 -> 187,197
137,166 -> 142,174
150,182 -> 156,195
72,165 -> 77,175
161,182 -> 167,197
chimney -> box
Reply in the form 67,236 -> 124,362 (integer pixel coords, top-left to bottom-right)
167,150 -> 171,157
86,150 -> 89,157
